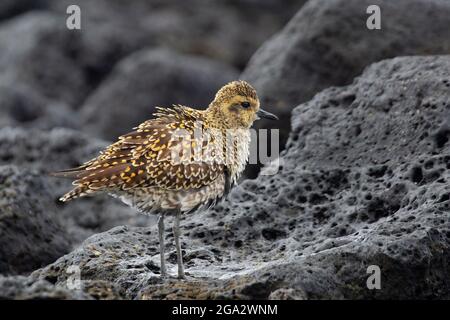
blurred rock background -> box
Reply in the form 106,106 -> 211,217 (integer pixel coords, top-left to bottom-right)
0,0 -> 449,299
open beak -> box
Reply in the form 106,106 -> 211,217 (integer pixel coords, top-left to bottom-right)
256,108 -> 279,120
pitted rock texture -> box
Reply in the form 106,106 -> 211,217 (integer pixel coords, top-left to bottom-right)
0,165 -> 72,275
0,128 -> 154,243
242,0 -> 450,143
31,56 -> 450,299
80,49 -> 239,140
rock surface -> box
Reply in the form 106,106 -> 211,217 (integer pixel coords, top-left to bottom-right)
0,0 -> 46,21
242,0 -> 450,141
30,56 -> 450,299
80,49 -> 239,140
44,0 -> 306,69
0,165 -> 72,275
0,12 -> 88,108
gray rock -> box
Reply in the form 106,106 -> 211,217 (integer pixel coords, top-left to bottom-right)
0,9 -> 150,130
81,49 -> 239,140
140,0 -> 307,69
32,226 -> 162,299
0,128 -> 154,244
0,0 -> 46,21
0,165 -> 72,275
45,0 -> 305,69
0,82 -> 80,130
44,0 -> 155,86
242,0 -> 450,142
0,11 -> 87,107
31,56 -> 450,299
0,2 -> 305,132
0,275 -> 92,299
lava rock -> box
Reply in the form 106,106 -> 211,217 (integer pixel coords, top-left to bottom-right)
44,0 -> 305,69
0,8 -> 150,126
0,0 -> 46,21
0,275 -> 93,299
242,0 -> 450,142
80,49 -> 239,140
0,165 -> 72,275
0,10 -> 136,130
31,226 -> 163,299
0,82 -> 80,130
31,56 -> 450,299
43,0 -> 155,86
0,127 -> 154,244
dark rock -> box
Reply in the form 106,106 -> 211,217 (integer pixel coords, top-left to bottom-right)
31,226 -> 162,299
139,0 -> 307,69
0,9 -> 150,130
268,287 -> 307,300
81,49 -> 239,140
0,165 -> 72,275
0,128 -> 154,244
31,56 -> 450,299
0,2 -> 305,132
0,12 -> 88,107
0,82 -> 80,130
45,0 -> 306,69
242,0 -> 450,142
0,0 -> 46,21
43,0 -> 155,87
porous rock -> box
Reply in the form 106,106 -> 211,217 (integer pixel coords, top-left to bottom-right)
242,0 -> 450,142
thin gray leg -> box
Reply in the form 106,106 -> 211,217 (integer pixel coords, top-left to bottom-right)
173,210 -> 185,279
158,212 -> 167,278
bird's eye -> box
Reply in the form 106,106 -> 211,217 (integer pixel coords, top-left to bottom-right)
241,102 -> 251,109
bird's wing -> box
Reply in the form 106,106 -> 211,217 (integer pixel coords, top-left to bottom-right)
55,106 -> 226,201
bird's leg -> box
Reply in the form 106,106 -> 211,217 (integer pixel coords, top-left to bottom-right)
173,210 -> 185,279
158,212 -> 167,278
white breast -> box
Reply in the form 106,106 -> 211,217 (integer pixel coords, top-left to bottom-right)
227,129 -> 251,184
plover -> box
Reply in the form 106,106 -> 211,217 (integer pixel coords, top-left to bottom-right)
53,80 -> 278,279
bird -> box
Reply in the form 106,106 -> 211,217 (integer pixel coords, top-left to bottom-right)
52,80 -> 278,279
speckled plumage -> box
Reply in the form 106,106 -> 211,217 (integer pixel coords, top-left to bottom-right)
53,80 -> 277,278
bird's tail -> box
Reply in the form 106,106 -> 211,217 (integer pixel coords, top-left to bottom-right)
50,167 -> 93,202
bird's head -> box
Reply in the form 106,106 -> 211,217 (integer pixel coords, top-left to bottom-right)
208,80 -> 278,128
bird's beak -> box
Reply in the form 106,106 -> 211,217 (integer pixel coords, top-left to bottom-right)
256,108 -> 278,120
